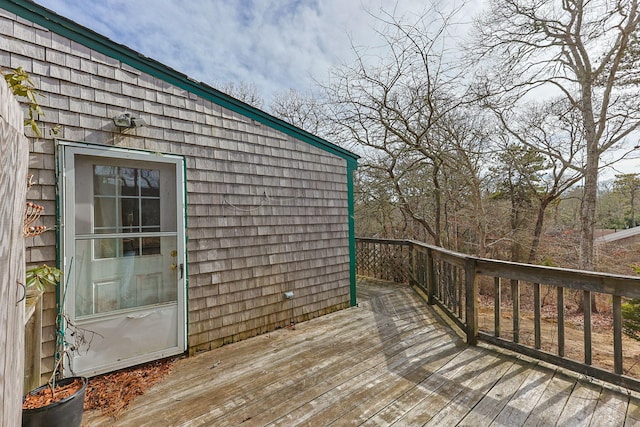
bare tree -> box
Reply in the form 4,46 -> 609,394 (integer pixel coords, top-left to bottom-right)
218,81 -> 264,109
471,0 -> 640,270
324,4 -> 485,249
269,89 -> 325,136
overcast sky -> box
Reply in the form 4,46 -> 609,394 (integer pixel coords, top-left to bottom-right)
34,0 -> 480,103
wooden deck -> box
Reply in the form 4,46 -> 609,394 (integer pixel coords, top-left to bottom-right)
83,279 -> 640,426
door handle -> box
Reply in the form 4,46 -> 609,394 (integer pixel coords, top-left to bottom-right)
171,263 -> 184,279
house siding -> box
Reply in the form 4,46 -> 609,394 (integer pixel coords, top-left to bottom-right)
0,5 -> 353,382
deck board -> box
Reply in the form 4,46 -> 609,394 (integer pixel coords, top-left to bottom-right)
491,362 -> 555,426
457,356 -> 534,426
591,386 -> 630,427
82,279 -> 640,426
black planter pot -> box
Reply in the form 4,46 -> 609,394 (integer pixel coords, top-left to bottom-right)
22,376 -> 88,427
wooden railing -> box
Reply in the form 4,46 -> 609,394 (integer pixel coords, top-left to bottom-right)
356,237 -> 640,392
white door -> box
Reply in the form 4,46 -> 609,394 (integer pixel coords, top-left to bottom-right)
61,143 -> 186,377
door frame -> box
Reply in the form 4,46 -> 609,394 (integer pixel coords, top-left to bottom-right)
57,141 -> 188,376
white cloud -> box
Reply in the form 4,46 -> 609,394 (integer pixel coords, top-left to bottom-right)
34,0 -> 459,102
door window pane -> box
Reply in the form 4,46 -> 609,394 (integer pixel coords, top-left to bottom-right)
142,237 -> 161,255
119,167 -> 139,197
140,169 -> 160,197
141,199 -> 160,228
94,166 -> 118,196
91,165 -> 161,233
94,238 -> 118,259
94,198 -> 117,231
121,198 -> 140,232
75,236 -> 178,317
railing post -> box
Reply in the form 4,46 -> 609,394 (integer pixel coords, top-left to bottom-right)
557,287 -> 565,357
511,279 -> 520,343
408,242 -> 414,284
426,248 -> 435,305
613,295 -> 623,375
464,258 -> 478,345
494,277 -> 501,337
584,290 -> 592,365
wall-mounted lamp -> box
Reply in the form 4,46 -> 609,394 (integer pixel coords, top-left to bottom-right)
112,112 -> 147,129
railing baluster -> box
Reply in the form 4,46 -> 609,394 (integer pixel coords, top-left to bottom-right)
454,265 -> 458,314
453,265 -> 458,315
534,283 -> 541,349
438,262 -> 443,303
494,276 -> 501,337
446,263 -> 452,309
558,287 -> 565,358
465,259 -> 478,345
512,279 -> 520,344
426,249 -> 435,305
457,266 -> 463,319
409,244 -> 415,285
613,295 -> 623,375
443,263 -> 448,307
435,261 -> 440,301
355,237 -> 640,393
584,290 -> 592,365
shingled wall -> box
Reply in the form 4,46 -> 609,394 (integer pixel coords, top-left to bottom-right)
0,5 -> 354,382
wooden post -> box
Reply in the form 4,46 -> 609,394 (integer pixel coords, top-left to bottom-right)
613,295 -> 623,375
457,267 -> 463,319
0,77 -> 29,427
426,249 -> 435,305
534,283 -> 541,349
464,259 -> 478,345
408,242 -> 415,284
494,277 -> 501,337
584,290 -> 592,365
557,287 -> 565,357
511,279 -> 520,344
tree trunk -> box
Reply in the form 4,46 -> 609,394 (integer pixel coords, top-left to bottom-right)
527,198 -> 551,264
579,88 -> 599,312
579,160 -> 598,272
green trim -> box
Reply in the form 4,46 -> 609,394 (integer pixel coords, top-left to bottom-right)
1,0 -> 358,164
54,140 -> 62,371
181,157 -> 189,351
347,161 -> 357,307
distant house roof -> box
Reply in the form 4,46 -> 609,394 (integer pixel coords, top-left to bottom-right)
1,0 -> 358,168
596,226 -> 640,244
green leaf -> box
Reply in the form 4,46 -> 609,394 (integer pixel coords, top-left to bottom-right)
24,264 -> 63,292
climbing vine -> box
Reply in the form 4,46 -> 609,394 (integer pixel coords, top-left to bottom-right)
4,66 -> 43,137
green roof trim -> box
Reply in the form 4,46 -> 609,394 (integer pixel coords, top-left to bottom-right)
2,0 -> 358,166
347,162 -> 357,307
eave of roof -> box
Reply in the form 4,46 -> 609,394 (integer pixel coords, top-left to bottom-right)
1,0 -> 358,166
596,226 -> 640,244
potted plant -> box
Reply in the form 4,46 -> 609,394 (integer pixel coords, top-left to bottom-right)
22,376 -> 88,427
21,263 -> 89,427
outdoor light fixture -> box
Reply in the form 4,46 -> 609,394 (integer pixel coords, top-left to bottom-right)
112,112 -> 146,129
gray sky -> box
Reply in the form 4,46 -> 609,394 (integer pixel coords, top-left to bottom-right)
30,1 -> 637,178
34,0 -> 473,102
